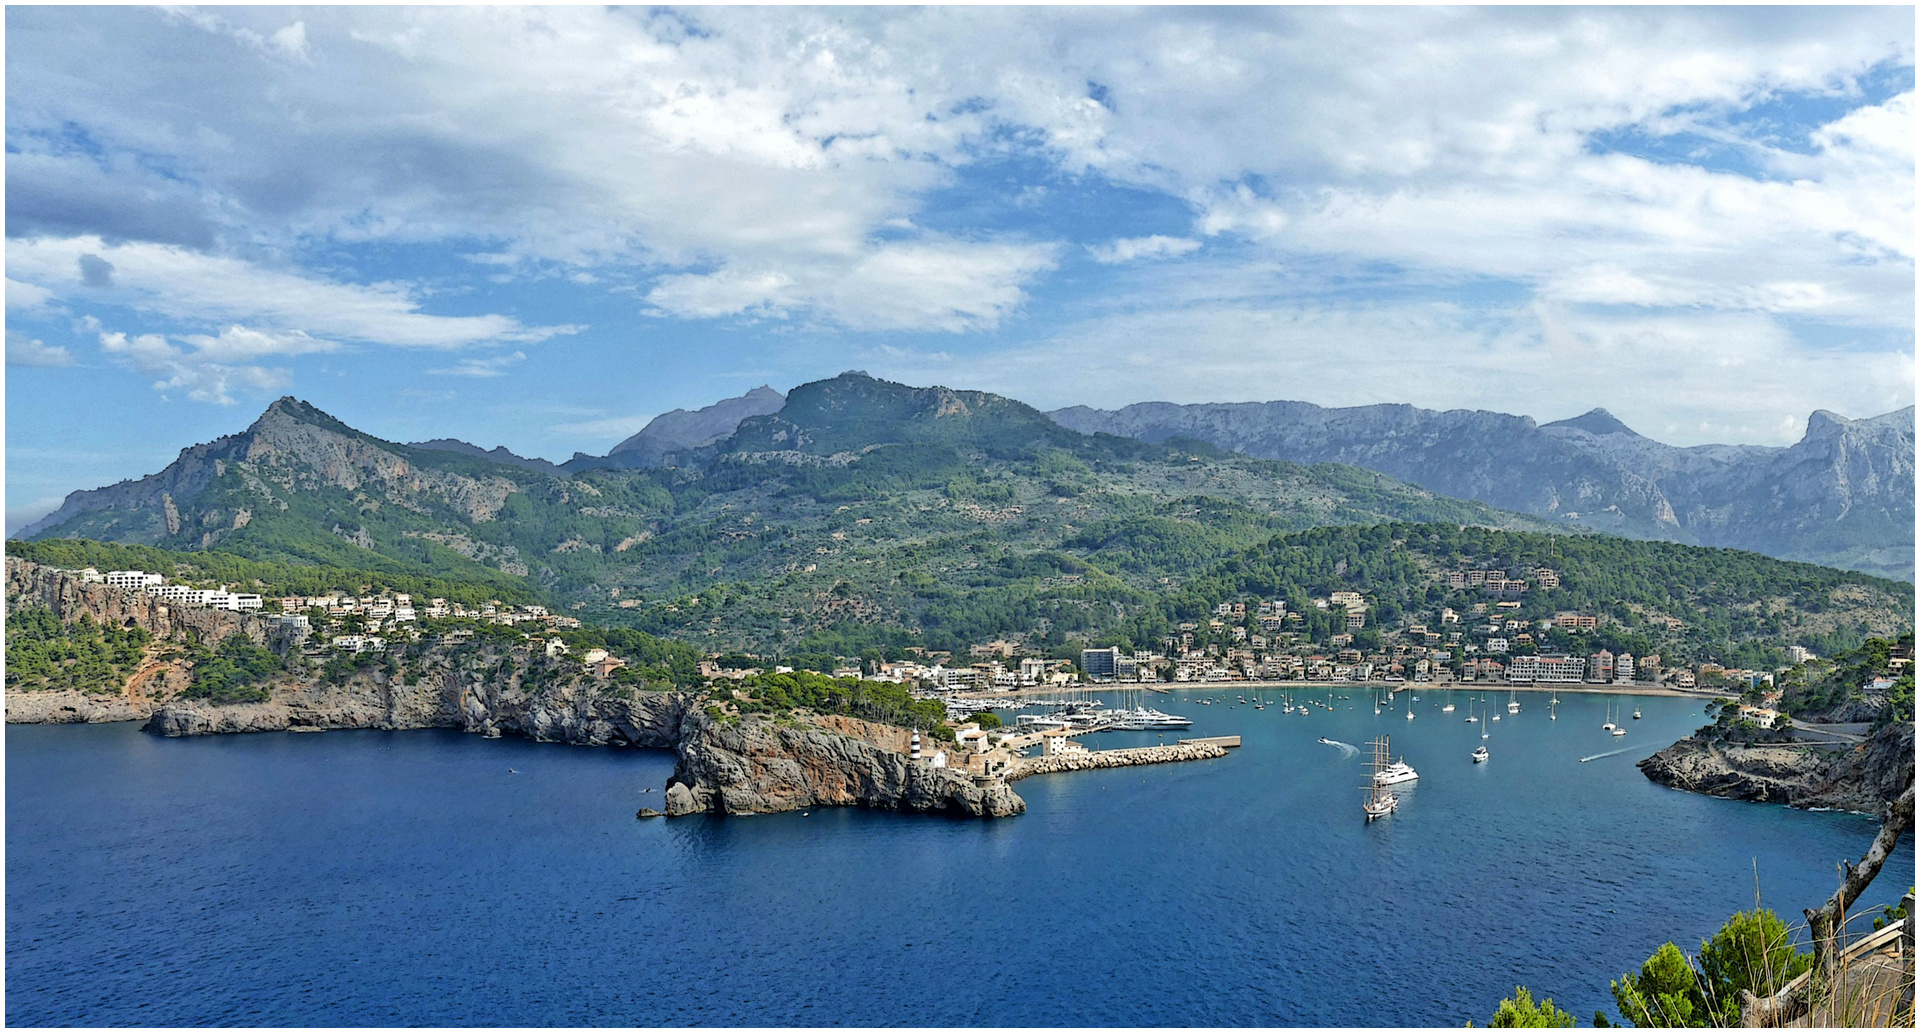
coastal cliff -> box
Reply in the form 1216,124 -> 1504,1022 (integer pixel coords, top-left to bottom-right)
8,559 -> 1024,818
1638,721 -> 1915,818
664,712 -> 1024,818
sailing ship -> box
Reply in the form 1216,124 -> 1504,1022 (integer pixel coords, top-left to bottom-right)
1602,700 -> 1616,731
1507,688 -> 1521,714
1363,736 -> 1400,821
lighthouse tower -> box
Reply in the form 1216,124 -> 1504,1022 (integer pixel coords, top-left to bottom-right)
910,728 -> 922,761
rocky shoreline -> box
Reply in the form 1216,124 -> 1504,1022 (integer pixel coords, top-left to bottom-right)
1638,721 -> 1915,818
7,558 -> 1027,819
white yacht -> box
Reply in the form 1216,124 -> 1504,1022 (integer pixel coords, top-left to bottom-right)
1373,758 -> 1420,786
1471,744 -> 1489,763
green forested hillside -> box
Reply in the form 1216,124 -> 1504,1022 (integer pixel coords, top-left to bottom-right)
20,375 -> 1909,669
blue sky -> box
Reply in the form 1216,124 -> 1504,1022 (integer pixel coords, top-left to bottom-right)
6,6 -> 1914,532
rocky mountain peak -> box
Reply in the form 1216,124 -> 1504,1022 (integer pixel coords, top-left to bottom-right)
1544,407 -> 1639,438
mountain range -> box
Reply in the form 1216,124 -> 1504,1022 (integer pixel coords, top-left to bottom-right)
18,372 -> 1912,661
386,381 -> 1913,581
18,373 -> 1570,653
1048,400 -> 1914,581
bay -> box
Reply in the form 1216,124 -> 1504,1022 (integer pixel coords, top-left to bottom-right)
6,690 -> 1910,1027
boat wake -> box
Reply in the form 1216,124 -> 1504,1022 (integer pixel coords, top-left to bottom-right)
1579,747 -> 1636,763
1317,737 -> 1360,759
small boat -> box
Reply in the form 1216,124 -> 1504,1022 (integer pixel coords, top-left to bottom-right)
1632,707 -> 1642,720
1471,745 -> 1488,763
1442,702 -> 1456,713
1491,714 -> 1500,721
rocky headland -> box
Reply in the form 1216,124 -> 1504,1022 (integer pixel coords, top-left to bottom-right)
1638,720 -> 1915,818
7,557 -> 1026,819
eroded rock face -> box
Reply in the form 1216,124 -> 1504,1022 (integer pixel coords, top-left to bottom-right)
666,712 -> 1025,818
1638,722 -> 1915,817
143,661 -> 692,747
6,557 -> 276,650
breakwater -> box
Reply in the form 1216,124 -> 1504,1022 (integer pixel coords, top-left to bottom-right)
1009,742 -> 1226,780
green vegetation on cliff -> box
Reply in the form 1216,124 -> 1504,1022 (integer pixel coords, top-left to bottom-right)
1776,633 -> 1915,724
722,669 -> 949,733
180,633 -> 282,704
3,606 -> 149,693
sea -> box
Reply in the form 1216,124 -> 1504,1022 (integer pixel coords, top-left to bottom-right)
6,688 -> 1912,1027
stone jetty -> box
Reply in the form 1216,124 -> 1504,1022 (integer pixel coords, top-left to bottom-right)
1009,742 -> 1226,780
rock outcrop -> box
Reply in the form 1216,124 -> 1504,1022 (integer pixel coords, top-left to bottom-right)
6,556 -> 277,650
665,712 -> 1025,818
142,659 -> 692,746
1638,722 -> 1915,818
5,689 -> 155,724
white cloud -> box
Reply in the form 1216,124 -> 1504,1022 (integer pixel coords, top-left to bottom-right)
650,238 -> 1059,331
1088,235 -> 1202,264
6,278 -> 55,311
6,331 -> 75,368
94,326 -> 292,405
175,325 -> 339,362
6,237 -> 576,348
427,351 -> 527,378
3,6 -> 1910,424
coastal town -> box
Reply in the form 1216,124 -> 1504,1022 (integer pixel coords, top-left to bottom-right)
74,564 -> 1831,721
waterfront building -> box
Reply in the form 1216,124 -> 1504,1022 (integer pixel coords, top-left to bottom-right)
1080,647 -> 1120,681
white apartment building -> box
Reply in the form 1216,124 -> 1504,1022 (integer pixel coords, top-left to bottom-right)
105,570 -> 165,590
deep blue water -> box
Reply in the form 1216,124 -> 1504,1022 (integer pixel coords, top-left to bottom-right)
7,689 -> 1911,1027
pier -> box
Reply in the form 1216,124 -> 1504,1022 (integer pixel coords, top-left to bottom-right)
1179,735 -> 1241,748
1008,742 -> 1227,781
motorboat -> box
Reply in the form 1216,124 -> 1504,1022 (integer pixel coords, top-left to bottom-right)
1632,707 -> 1642,720
1442,702 -> 1456,713
1471,745 -> 1489,763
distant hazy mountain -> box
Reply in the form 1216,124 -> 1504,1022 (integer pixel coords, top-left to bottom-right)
568,385 -> 787,470
410,438 -> 567,477
1050,400 -> 1915,580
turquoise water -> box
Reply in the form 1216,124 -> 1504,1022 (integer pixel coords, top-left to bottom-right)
6,689 -> 1910,1026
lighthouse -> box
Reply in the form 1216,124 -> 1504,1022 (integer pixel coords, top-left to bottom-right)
910,728 -> 922,761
